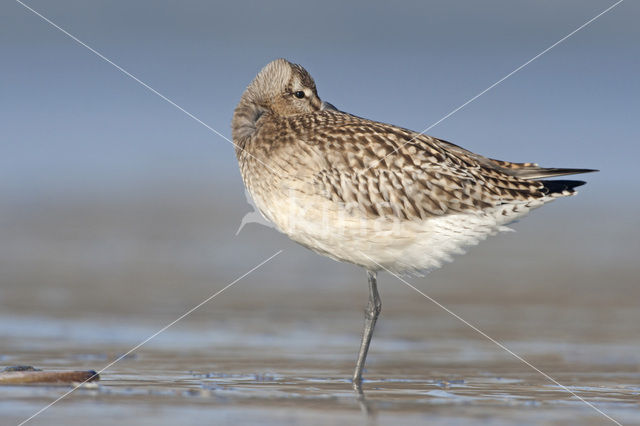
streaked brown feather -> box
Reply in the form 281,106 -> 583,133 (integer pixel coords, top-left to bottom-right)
257,110 -> 569,220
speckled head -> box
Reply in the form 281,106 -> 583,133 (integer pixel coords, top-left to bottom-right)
232,59 -> 333,145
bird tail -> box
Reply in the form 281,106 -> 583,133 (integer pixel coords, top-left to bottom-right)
538,179 -> 587,196
487,160 -> 597,196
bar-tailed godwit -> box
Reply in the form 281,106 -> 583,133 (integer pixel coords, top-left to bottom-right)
232,59 -> 595,390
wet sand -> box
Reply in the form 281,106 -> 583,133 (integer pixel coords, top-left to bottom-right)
1,186 -> 639,425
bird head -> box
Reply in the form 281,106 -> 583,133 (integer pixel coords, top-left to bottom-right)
232,59 -> 335,144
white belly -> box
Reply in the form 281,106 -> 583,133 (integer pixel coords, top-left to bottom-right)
250,187 -> 552,275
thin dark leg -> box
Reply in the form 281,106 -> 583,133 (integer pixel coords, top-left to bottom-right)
352,270 -> 382,392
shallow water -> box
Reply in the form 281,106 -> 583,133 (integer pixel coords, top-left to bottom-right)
1,192 -> 639,425
2,300 -> 639,426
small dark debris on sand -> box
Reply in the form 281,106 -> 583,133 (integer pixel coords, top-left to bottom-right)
0,366 -> 100,385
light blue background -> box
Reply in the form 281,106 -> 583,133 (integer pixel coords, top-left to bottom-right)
2,0 -> 638,200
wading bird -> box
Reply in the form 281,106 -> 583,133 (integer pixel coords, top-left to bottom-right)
232,59 -> 595,391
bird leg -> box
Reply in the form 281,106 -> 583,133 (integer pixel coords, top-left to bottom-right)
352,270 -> 382,392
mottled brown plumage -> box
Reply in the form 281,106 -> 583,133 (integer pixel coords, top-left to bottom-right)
233,59 -> 593,240
232,58 -> 595,388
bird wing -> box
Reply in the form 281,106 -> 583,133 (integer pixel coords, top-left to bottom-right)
287,111 -> 590,220
433,137 -> 597,179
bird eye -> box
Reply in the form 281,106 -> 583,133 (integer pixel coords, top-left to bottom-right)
294,91 -> 305,99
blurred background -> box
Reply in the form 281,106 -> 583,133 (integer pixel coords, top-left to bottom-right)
1,1 -> 639,425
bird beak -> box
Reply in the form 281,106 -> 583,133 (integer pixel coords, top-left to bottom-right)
320,101 -> 338,111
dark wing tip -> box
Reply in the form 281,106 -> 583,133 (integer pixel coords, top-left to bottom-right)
539,179 -> 587,195
505,167 -> 599,180
569,168 -> 599,174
